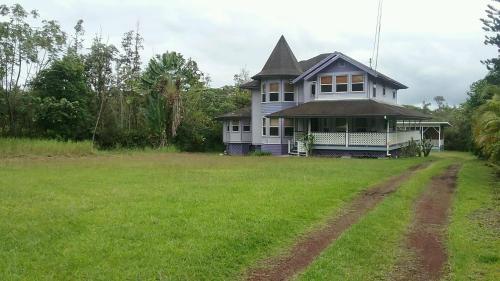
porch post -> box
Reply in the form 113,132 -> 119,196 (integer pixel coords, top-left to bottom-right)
386,116 -> 390,155
345,118 -> 349,147
438,125 -> 441,150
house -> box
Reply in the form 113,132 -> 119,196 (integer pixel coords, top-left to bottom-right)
217,36 -> 430,157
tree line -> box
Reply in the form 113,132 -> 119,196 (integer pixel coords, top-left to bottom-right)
0,2 -> 498,162
0,3 -> 250,151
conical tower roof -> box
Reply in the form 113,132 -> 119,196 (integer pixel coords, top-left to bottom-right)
252,35 -> 303,79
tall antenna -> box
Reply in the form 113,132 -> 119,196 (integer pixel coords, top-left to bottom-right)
370,0 -> 383,70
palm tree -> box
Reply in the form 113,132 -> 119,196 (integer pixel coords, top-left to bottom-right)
142,52 -> 202,147
472,87 -> 500,163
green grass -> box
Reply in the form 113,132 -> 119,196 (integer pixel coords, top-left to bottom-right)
447,159 -> 500,281
0,153 -> 428,280
0,138 -> 95,157
295,158 -> 455,280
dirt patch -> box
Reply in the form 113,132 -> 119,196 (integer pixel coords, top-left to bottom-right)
392,164 -> 461,281
245,162 -> 430,281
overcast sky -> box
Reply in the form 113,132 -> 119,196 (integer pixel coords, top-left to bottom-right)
11,0 -> 498,106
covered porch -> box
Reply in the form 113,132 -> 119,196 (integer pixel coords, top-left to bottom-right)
267,100 -> 430,157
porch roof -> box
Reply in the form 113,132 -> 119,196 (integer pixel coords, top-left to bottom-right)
215,106 -> 251,120
267,100 -> 430,120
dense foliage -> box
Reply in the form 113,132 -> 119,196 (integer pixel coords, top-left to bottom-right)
0,3 -> 250,151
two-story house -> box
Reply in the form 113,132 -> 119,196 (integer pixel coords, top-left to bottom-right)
218,36 -> 429,157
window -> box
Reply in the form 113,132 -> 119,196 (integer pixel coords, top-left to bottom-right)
383,85 -> 386,96
392,90 -> 396,99
243,120 -> 251,132
261,83 -> 266,102
373,84 -> 377,97
351,75 -> 364,92
320,76 -> 333,93
336,75 -> 348,92
231,120 -> 239,132
284,82 -> 294,101
311,82 -> 316,96
262,118 -> 266,135
269,118 -> 279,136
226,122 -> 230,132
284,119 -> 294,137
269,82 -> 280,102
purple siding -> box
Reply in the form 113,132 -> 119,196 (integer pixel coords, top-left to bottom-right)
226,143 -> 250,155
261,144 -> 288,155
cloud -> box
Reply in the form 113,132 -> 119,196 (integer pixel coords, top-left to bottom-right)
5,0 -> 497,106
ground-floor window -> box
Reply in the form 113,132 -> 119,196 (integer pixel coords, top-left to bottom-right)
269,118 -> 279,136
284,119 -> 294,137
231,120 -> 239,132
243,120 -> 251,132
262,118 -> 267,136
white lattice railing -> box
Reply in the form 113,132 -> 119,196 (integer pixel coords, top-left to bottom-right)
311,132 -> 346,145
388,131 -> 421,146
349,132 -> 387,146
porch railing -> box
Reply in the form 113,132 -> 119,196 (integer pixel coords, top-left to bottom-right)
291,131 -> 421,153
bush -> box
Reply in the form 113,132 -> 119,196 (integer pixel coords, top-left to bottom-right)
421,139 -> 433,157
400,138 -> 421,157
248,150 -> 272,156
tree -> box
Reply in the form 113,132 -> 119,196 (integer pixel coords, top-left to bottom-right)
0,4 -> 66,135
472,86 -> 500,162
84,35 -> 117,145
433,96 -> 446,110
142,52 -> 204,146
481,0 -> 500,72
68,19 -> 84,56
31,55 -> 92,140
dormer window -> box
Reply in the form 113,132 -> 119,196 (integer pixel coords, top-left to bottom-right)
320,76 -> 333,93
284,82 -> 295,101
269,82 -> 280,102
351,75 -> 364,92
335,75 -> 348,93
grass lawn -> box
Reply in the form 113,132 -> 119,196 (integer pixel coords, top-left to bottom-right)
0,152 -> 427,280
295,157 -> 454,280
447,158 -> 500,281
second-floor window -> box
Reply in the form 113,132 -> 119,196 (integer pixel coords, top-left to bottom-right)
269,82 -> 280,102
373,84 -> 377,97
351,75 -> 364,92
261,83 -> 266,102
320,76 -> 333,93
336,75 -> 348,93
311,82 -> 316,96
393,90 -> 396,99
284,82 -> 294,101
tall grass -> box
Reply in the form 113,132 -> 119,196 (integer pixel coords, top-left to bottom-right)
0,138 -> 94,157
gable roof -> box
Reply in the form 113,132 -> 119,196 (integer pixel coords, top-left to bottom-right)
293,52 -> 408,89
215,106 -> 252,120
298,53 -> 332,72
239,80 -> 259,90
267,100 -> 429,119
251,35 -> 303,79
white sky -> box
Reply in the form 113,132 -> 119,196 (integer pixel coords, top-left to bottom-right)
12,0 -> 499,105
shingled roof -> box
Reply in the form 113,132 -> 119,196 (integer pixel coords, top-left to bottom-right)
267,100 -> 430,120
251,35 -> 303,79
215,106 -> 251,120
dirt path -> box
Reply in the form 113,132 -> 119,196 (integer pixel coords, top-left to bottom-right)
392,164 -> 461,281
245,162 -> 430,281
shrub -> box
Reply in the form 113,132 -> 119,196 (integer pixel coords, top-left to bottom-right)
248,150 -> 272,156
301,133 -> 315,156
400,138 -> 421,157
421,139 -> 433,157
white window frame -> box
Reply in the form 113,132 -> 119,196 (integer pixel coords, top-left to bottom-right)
319,75 -> 333,93
262,118 -> 267,136
283,81 -> 295,102
335,74 -> 349,93
242,120 -> 251,132
268,81 -> 280,102
284,118 -> 294,137
230,120 -> 239,132
350,74 -> 365,93
261,82 -> 266,103
269,117 -> 280,137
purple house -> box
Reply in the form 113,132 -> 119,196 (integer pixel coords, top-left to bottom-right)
218,36 -> 429,157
